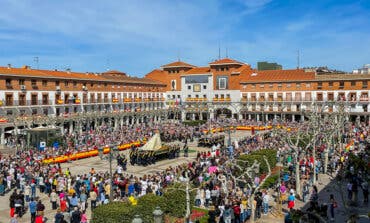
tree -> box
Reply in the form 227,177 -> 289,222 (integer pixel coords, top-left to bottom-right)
221,154 -> 272,223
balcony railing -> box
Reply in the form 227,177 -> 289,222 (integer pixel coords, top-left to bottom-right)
213,98 -> 231,102
186,98 -> 207,102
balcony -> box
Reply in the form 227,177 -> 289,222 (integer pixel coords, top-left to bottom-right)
134,98 -> 142,102
124,98 -> 133,103
112,98 -> 119,103
213,97 -> 231,103
186,98 -> 207,102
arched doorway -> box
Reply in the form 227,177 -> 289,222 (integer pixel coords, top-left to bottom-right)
215,108 -> 232,119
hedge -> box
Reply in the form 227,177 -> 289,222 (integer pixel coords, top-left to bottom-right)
92,184 -> 195,223
238,149 -> 277,174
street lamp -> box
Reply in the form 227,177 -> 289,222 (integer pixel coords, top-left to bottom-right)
98,144 -> 120,200
153,206 -> 163,223
276,161 -> 284,216
131,215 -> 143,223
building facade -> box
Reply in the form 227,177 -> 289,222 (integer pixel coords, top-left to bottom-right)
145,58 -> 370,123
1,57 -> 370,146
0,65 -> 167,145
257,61 -> 282,71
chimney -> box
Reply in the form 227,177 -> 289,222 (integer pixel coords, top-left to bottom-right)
7,64 -> 11,69
66,68 -> 71,73
22,65 -> 30,69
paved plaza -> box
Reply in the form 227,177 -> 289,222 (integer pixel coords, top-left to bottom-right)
0,130 -> 368,223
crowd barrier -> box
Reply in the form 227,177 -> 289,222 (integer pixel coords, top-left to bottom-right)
42,140 -> 144,164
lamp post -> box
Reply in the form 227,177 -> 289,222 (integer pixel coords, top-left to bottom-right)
153,206 -> 163,223
98,144 -> 119,200
276,160 -> 284,216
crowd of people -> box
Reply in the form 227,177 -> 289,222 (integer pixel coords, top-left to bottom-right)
0,118 -> 368,223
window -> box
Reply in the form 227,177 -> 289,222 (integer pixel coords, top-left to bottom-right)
317,82 -> 322,89
351,81 -> 356,86
251,84 -> 256,89
339,81 -> 344,89
260,84 -> 264,88
296,83 -> 301,88
203,85 -> 207,90
19,79 -> 25,85
31,80 -> 37,88
55,81 -> 60,86
90,82 -> 94,87
6,79 -> 12,88
171,80 -> 176,90
328,82 -> 333,87
287,83 -> 291,88
184,75 -> 208,84
65,81 -> 69,86
278,83 -> 282,88
104,83 -> 108,87
362,81 -> 368,89
187,85 -> 191,90
187,95 -> 191,98
269,84 -> 273,88
217,76 -> 228,90
42,80 -> 47,87
73,81 -> 77,87
306,83 -> 311,88
203,94 -> 207,98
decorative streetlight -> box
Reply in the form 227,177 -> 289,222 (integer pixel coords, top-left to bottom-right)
276,161 -> 284,216
98,144 -> 120,200
153,206 -> 163,223
131,215 -> 143,223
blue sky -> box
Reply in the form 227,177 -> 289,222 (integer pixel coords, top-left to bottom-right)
0,0 -> 369,76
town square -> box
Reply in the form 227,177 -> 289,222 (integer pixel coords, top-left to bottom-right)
0,1 -> 369,223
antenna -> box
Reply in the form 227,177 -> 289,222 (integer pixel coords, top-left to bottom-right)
218,42 -> 221,60
34,57 -> 39,69
226,47 -> 228,58
297,50 -> 300,69
106,58 -> 110,71
177,49 -> 180,61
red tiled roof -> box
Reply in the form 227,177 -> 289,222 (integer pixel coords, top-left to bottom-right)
0,66 -> 163,85
184,67 -> 211,75
102,70 -> 127,76
145,69 -> 165,78
240,69 -> 315,83
209,58 -> 243,65
231,64 -> 252,74
161,61 -> 195,68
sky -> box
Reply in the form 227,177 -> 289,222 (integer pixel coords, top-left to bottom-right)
0,0 -> 369,76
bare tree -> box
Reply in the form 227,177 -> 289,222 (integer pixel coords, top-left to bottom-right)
221,156 -> 272,223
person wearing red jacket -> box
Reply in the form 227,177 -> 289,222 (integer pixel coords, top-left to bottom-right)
233,202 -> 241,223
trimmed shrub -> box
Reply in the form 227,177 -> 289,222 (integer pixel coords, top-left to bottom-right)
238,149 -> 277,174
91,184 -> 196,222
92,201 -> 134,223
